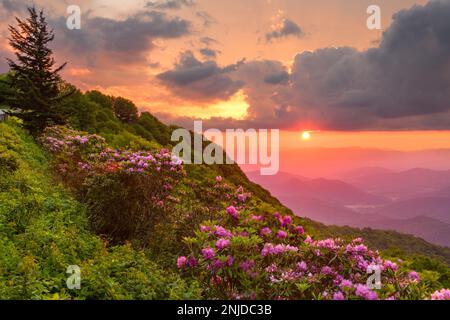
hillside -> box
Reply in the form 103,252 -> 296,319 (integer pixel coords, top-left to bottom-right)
2,118 -> 450,299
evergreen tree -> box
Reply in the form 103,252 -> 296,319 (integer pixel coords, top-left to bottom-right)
5,7 -> 71,133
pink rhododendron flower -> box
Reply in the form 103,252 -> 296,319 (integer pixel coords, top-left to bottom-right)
431,288 -> 450,300
304,235 -> 314,244
278,215 -> 292,226
321,266 -> 334,275
177,256 -> 187,268
200,225 -> 212,233
333,292 -> 345,300
339,279 -> 353,289
215,226 -> 233,238
216,238 -> 230,250
202,247 -> 215,260
383,260 -> 398,272
187,256 -> 198,267
355,284 -> 378,300
276,230 -> 287,239
260,227 -> 271,237
296,261 -> 307,272
409,271 -> 420,282
240,260 -> 256,271
226,206 -> 239,219
295,226 -> 304,235
225,255 -> 234,266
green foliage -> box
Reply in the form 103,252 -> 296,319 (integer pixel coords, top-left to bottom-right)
0,121 -> 201,299
112,97 -> 138,124
76,245 -> 201,300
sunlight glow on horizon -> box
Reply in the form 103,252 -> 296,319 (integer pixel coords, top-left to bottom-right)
283,130 -> 450,151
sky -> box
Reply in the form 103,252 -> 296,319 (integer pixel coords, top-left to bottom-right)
1,0 -> 450,152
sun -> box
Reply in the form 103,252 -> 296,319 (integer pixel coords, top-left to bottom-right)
301,131 -> 311,141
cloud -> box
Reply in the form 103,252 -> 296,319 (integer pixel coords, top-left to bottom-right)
199,47 -> 218,58
54,11 -> 191,57
266,19 -> 304,42
145,0 -> 195,10
165,0 -> 450,131
156,51 -> 244,102
196,11 -> 217,28
285,0 -> 450,130
200,36 -> 218,46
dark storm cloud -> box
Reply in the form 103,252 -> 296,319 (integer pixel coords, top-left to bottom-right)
54,11 -> 190,55
157,51 -> 244,101
161,1 -> 450,131
266,19 -> 303,42
287,0 -> 450,129
145,0 -> 195,10
264,70 -> 289,84
0,0 -> 27,13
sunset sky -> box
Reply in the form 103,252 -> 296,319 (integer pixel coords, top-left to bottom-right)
1,0 -> 450,151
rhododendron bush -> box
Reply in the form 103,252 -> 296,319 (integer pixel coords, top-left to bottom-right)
41,126 -> 184,244
178,185 -> 445,300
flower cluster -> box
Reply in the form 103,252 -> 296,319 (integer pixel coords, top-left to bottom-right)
431,288 -> 450,300
41,126 -> 183,189
178,196 -> 445,300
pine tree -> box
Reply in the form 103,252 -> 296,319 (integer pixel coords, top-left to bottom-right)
6,7 -> 71,133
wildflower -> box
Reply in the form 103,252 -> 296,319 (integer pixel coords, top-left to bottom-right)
274,244 -> 285,254
210,259 -> 223,270
354,244 -> 368,253
240,260 -> 256,271
177,256 -> 187,268
333,292 -> 345,300
355,284 -> 378,300
295,226 -> 304,235
304,235 -> 314,244
383,260 -> 398,272
279,215 -> 292,226
431,288 -> 450,300
316,239 -> 336,249
260,227 -> 272,237
261,243 -> 275,257
285,245 -> 298,252
296,261 -> 307,272
215,226 -> 232,238
200,225 -> 212,233
265,264 -> 278,273
202,247 -> 215,260
276,230 -> 287,239
321,266 -> 334,275
339,279 -> 353,289
186,256 -> 198,267
409,271 -> 420,282
216,175 -> 222,182
226,206 -> 239,219
216,238 -> 230,250
225,255 -> 234,267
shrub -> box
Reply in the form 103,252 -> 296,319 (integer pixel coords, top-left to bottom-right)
41,126 -> 184,244
178,184 -> 443,300
75,245 -> 201,300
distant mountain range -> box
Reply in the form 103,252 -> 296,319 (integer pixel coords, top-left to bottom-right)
246,168 -> 450,247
